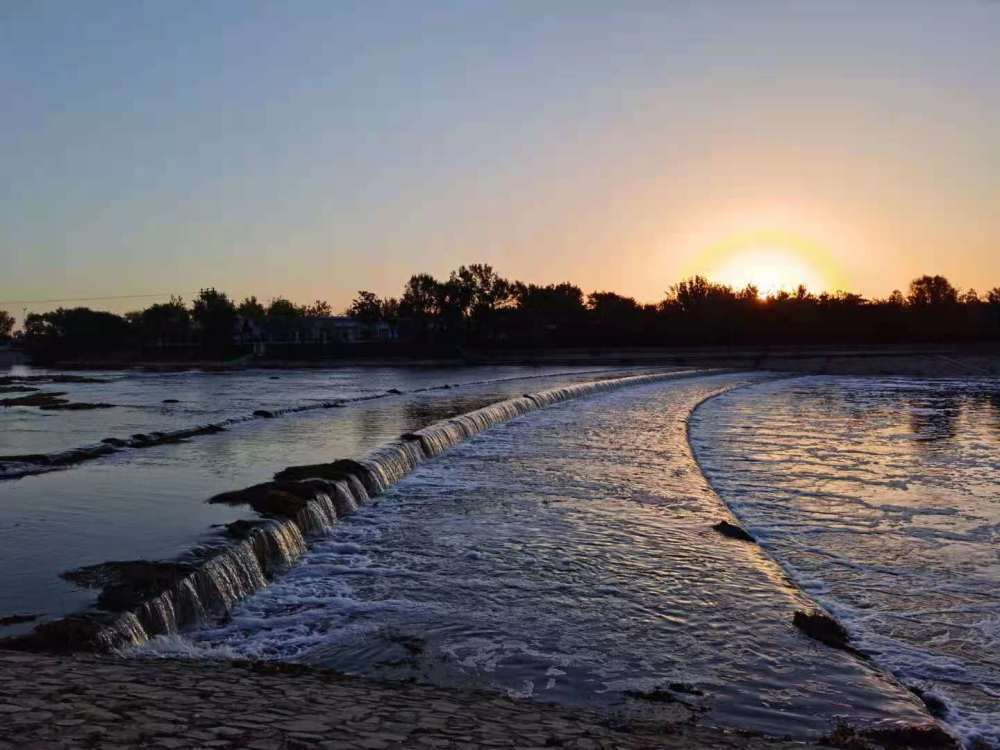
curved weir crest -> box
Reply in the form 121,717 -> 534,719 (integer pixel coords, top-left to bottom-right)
39,369 -> 720,652
0,366 -> 647,481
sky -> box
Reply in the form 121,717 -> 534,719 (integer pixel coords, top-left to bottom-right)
2,0 -> 999,317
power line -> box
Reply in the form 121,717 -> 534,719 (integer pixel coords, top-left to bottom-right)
0,292 -> 195,306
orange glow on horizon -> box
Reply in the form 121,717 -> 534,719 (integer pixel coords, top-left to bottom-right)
683,230 -> 845,297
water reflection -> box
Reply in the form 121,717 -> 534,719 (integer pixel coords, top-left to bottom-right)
173,374 -> 926,740
694,375 -> 1000,747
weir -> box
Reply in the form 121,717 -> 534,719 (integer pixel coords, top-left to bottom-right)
12,369 -> 716,653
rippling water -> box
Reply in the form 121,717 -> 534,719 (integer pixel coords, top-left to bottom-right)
691,376 -> 1000,748
157,373 -> 927,738
1,365 -> 638,630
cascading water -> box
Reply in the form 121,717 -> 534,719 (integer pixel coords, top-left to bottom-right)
31,369 -> 717,653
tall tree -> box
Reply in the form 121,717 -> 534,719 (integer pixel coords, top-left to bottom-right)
304,300 -> 332,317
907,275 -> 958,307
0,310 -> 14,340
237,296 -> 266,319
347,291 -> 383,323
266,297 -> 304,318
191,288 -> 237,353
134,296 -> 190,344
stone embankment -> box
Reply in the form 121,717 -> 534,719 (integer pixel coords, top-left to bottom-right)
0,650 -> 831,750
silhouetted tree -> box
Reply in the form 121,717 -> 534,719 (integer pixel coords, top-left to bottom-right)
191,288 -> 237,354
266,297 -> 304,318
131,296 -> 190,345
908,275 -> 958,307
347,291 -> 383,323
23,307 -> 133,359
237,296 -> 266,320
0,310 -> 14,341
304,300 -> 332,317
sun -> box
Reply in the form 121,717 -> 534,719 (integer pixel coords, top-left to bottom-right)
685,230 -> 842,297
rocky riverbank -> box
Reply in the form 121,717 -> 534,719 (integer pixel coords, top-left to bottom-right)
0,650 -> 842,750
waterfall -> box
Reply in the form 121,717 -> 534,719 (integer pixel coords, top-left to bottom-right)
52,369 -> 718,652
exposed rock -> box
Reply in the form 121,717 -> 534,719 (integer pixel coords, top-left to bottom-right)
0,614 -> 38,626
0,453 -> 51,466
162,398 -> 180,404
61,560 -> 195,612
0,649 -> 823,750
825,721 -> 959,750
667,682 -> 704,696
274,463 -> 356,482
222,520 -> 268,540
0,392 -> 69,408
1,615 -> 106,652
387,388 -> 403,394
39,401 -> 115,411
909,686 -> 949,720
712,520 -> 756,543
208,481 -> 319,517
253,409 -> 276,418
101,437 -> 129,447
793,609 -> 852,651
623,687 -> 681,703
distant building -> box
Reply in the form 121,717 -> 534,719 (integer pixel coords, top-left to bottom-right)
235,315 -> 398,356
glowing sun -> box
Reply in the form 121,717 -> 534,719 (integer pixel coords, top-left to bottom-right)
687,230 -> 842,297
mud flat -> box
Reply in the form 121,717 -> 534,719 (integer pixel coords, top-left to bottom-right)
0,649 -> 841,749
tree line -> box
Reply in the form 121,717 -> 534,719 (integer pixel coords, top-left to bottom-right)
3,266 -> 1000,360
348,266 -> 1000,348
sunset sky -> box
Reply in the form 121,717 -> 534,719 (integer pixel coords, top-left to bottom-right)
3,1 -> 999,316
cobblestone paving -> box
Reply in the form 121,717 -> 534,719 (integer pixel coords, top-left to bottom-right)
0,651 -> 829,749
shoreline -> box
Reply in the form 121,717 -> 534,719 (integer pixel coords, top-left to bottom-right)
18,343 -> 1000,377
0,372 -> 965,749
0,649 -> 837,749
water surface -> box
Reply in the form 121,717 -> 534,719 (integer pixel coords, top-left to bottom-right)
691,376 -> 1000,747
157,373 -> 927,738
1,365 -> 642,629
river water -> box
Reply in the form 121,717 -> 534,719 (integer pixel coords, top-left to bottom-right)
691,376 -> 1000,747
0,365 -> 644,629
5,366 -> 995,745
149,373 -> 933,740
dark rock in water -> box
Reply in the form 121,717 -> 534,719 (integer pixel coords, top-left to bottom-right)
46,375 -> 107,384
194,424 -> 226,435
0,453 -> 51,466
0,613 -> 38,626
0,385 -> 39,394
223,519 -> 267,540
0,392 -> 69,408
269,376 -> 281,380
667,682 -> 704,696
793,609 -> 851,650
623,687 -> 680,703
131,433 -> 152,443
387,388 -> 403,394
61,560 -> 195,612
909,686 -> 949,720
101,437 -> 129,447
275,463 -> 356,482
209,481 -> 319,517
862,721 -> 959,749
253,409 -> 275,418
1,615 -> 106,652
39,401 -> 115,411
162,398 -> 180,403
712,520 -> 755,543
